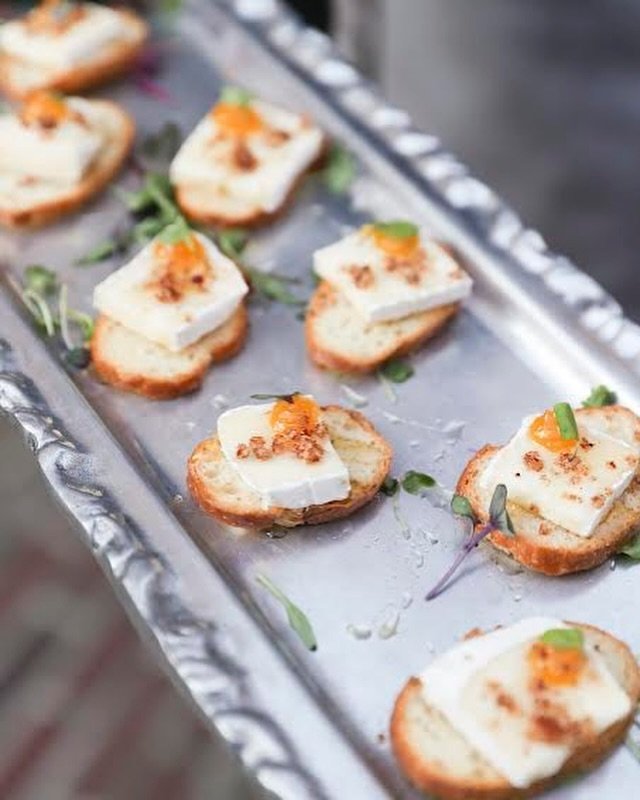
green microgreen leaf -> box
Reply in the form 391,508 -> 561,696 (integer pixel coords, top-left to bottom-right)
22,289 -> 56,337
371,220 -> 419,240
140,121 -> 182,168
582,385 -> 617,408
619,533 -> 640,560
378,358 -> 414,384
451,494 -> 477,524
322,144 -> 356,194
256,573 -> 317,651
553,402 -> 579,440
68,310 -> 94,343
64,346 -> 91,369
380,476 -> 399,497
488,483 -> 514,536
402,471 -> 436,495
539,628 -> 584,651
24,265 -> 57,296
158,215 -> 192,244
220,85 -> 253,107
217,227 -> 250,260
75,239 -> 120,266
250,392 -> 299,402
245,268 -> 305,306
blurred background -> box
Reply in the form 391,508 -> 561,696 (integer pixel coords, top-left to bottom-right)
3,0 -> 640,797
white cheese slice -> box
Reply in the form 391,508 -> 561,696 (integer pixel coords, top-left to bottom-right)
480,412 -> 639,537
0,97 -> 104,184
0,4 -> 135,71
169,100 -> 324,214
93,232 -> 248,353
313,229 -> 473,324
217,400 -> 350,509
420,617 -> 631,789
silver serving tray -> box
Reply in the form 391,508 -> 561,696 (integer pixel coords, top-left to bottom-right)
2,1 -> 640,797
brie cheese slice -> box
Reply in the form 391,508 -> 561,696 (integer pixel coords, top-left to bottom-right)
218,400 -> 350,509
93,232 -> 248,352
314,228 -> 472,324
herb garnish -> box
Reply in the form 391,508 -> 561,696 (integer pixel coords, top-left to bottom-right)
378,358 -> 414,384
220,85 -> 253,107
139,121 -> 182,171
217,227 -> 250,260
245,268 -> 305,307
322,144 -> 356,194
425,484 -> 514,601
583,385 -> 617,408
250,392 -> 299,402
553,402 -> 578,440
619,533 -> 640,560
372,221 -> 418,240
25,265 -> 57,296
402,471 -> 436,495
256,573 -> 317,651
380,476 -> 400,497
539,628 -> 584,651
158,214 -> 191,244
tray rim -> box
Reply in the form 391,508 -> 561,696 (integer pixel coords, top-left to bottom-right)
2,1 -> 640,798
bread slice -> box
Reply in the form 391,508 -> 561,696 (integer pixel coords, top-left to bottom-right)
187,405 -> 392,529
0,10 -> 148,100
305,281 -> 459,373
457,405 -> 640,575
0,99 -> 134,229
174,141 -> 327,229
91,304 -> 248,400
391,622 -> 640,800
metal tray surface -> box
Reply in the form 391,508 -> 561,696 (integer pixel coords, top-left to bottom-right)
2,1 -> 640,798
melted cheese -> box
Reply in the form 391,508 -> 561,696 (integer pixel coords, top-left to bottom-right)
313,228 -> 472,324
420,618 -> 631,788
218,400 -> 350,509
0,3 -> 135,70
0,97 -> 103,184
93,232 -> 248,352
169,99 -> 324,214
480,411 -> 639,537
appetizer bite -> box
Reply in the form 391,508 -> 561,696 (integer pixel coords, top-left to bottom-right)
91,221 -> 249,399
306,221 -> 472,372
391,618 -> 640,799
187,393 -> 392,528
457,403 -> 640,575
0,1 -> 148,99
0,91 -> 134,228
170,86 -> 326,227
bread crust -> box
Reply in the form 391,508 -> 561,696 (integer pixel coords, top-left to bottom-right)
456,406 -> 640,575
174,137 -> 328,229
187,405 -> 392,529
390,622 -> 640,799
91,304 -> 248,400
305,281 -> 459,373
0,10 -> 148,100
0,99 -> 135,229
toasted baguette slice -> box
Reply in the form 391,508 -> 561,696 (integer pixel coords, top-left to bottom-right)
91,304 -> 248,400
174,140 -> 327,229
391,622 -> 640,800
0,10 -> 148,100
305,281 -> 459,373
457,405 -> 640,576
0,99 -> 134,229
187,405 -> 392,529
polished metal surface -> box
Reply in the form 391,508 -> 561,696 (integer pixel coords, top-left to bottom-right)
1,1 -> 639,797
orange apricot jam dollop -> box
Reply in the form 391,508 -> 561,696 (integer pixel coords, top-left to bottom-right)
28,0 -> 86,33
270,395 -> 320,436
150,234 -> 211,302
211,102 -> 263,137
367,226 -> 420,260
529,409 -> 577,454
20,91 -> 71,128
528,640 -> 586,688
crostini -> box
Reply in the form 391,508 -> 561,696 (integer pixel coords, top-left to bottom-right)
0,91 -> 134,228
91,222 -> 249,399
457,404 -> 640,575
0,1 -> 148,99
391,617 -> 640,800
170,86 -> 326,228
187,393 -> 392,528
306,221 -> 472,372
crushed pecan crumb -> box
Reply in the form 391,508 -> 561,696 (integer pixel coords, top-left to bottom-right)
346,264 -> 375,289
523,451 -> 544,472
232,141 -> 258,171
385,251 -> 427,285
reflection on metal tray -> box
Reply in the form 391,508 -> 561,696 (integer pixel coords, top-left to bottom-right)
1,1 -> 640,798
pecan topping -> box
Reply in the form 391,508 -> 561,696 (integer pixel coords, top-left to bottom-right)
523,451 -> 544,472
346,264 -> 375,289
264,128 -> 291,146
232,141 -> 258,171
